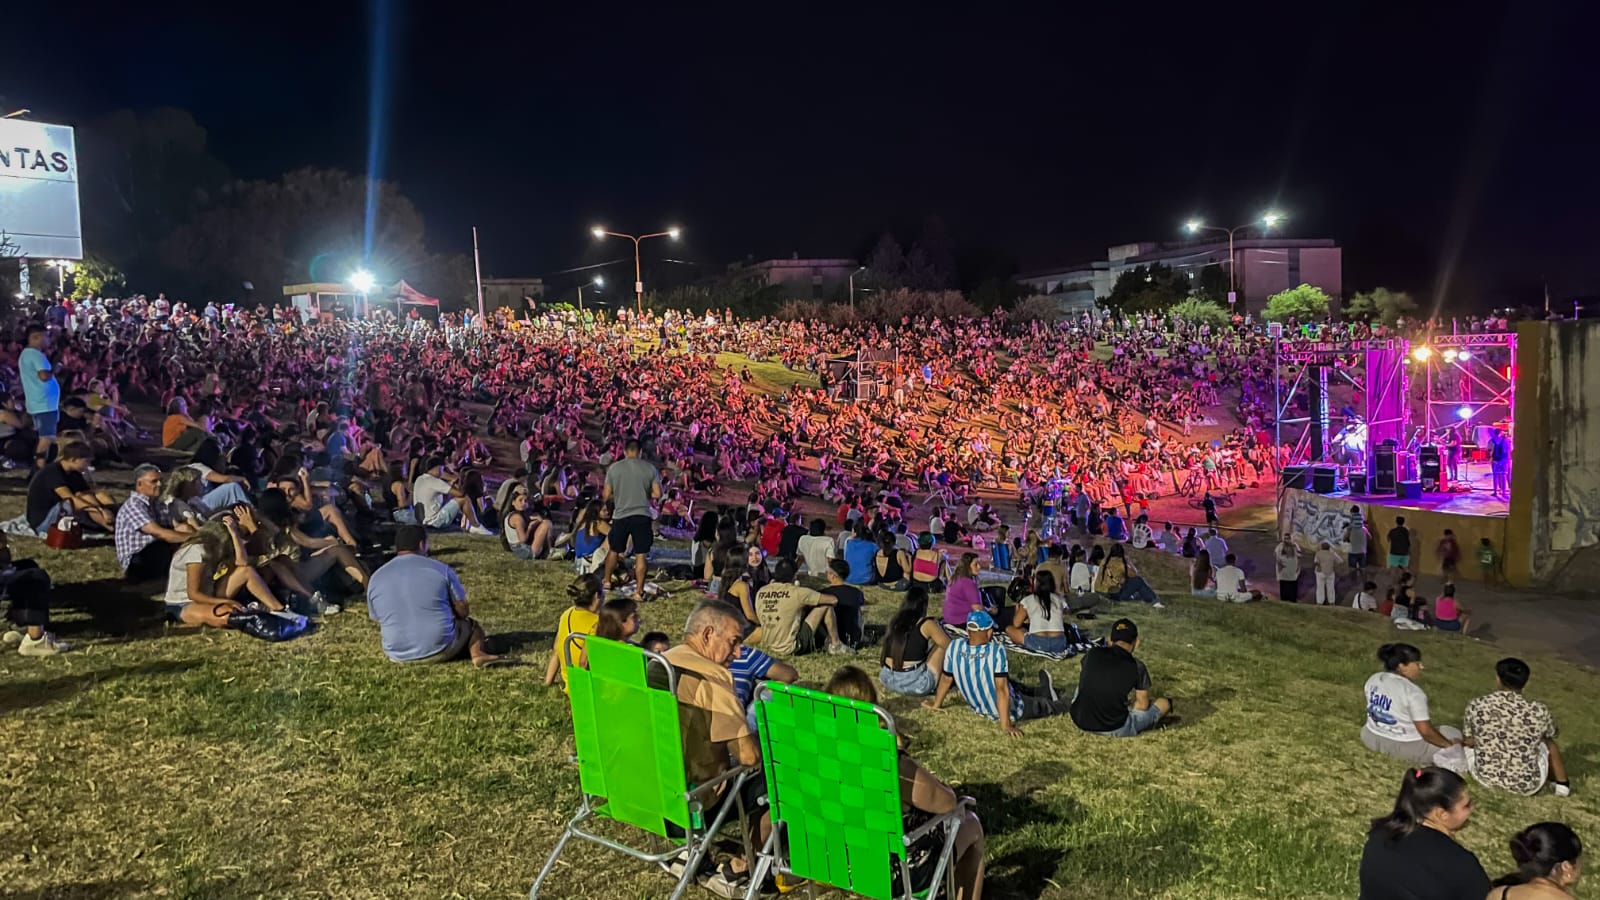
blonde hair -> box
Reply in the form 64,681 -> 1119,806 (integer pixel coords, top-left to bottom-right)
159,466 -> 202,504
824,665 -> 878,704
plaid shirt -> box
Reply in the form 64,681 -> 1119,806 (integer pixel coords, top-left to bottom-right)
114,492 -> 157,570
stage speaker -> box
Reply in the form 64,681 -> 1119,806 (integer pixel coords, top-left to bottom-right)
1349,471 -> 1369,494
1280,465 -> 1309,491
1397,479 -> 1422,500
1418,445 -> 1442,492
1374,445 -> 1397,494
1312,466 -> 1339,495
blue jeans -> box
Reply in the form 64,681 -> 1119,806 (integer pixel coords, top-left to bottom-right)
199,481 -> 250,514
1100,704 -> 1164,737
1022,633 -> 1069,654
1113,576 -> 1160,604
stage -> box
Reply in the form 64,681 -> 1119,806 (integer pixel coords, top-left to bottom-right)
1348,463 -> 1509,517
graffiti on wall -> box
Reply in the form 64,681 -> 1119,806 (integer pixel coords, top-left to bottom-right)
1276,489 -> 1355,552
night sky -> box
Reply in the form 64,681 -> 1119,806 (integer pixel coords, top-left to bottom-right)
13,0 -> 1598,308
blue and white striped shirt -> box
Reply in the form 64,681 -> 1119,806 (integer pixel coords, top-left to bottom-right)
942,637 -> 1021,721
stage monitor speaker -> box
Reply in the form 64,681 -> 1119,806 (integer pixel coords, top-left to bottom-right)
1374,445 -> 1398,494
1280,465 -> 1310,491
1312,466 -> 1339,495
1397,479 -> 1422,500
1418,445 -> 1442,492
1349,471 -> 1369,494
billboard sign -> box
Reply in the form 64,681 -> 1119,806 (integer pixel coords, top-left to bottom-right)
0,119 -> 83,260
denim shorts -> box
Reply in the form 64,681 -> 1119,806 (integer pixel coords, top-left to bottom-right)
32,410 -> 59,438
880,663 -> 937,696
1022,633 -> 1069,654
1100,703 -> 1164,737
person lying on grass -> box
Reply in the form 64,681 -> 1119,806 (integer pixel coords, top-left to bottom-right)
826,665 -> 986,900
367,524 -> 502,667
1362,642 -> 1464,767
1070,617 -> 1171,737
923,610 -> 1070,738
544,574 -> 604,687
164,508 -> 290,629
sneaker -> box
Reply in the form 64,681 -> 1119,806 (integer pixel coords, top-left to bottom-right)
307,591 -> 341,616
1038,669 -> 1058,702
826,643 -> 854,656
18,632 -> 69,657
1,629 -> 22,646
467,524 -> 495,537
1151,601 -> 1167,609
1554,781 -> 1573,797
699,864 -> 750,899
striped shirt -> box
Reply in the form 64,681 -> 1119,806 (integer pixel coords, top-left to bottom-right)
728,645 -> 777,706
942,637 -> 1021,721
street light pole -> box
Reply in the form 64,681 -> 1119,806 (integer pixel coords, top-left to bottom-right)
1184,212 -> 1283,312
591,227 -> 681,318
577,276 -> 603,310
849,265 -> 866,312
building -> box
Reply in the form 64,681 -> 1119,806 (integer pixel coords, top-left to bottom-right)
730,255 -> 860,300
1019,237 -> 1342,315
481,277 -> 545,313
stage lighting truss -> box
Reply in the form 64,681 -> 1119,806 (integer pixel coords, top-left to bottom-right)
1273,338 -> 1409,476
1417,332 -> 1517,442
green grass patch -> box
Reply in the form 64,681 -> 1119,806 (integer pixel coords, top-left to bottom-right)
3,501 -> 1599,899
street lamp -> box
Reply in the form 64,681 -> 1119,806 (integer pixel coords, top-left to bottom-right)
1183,211 -> 1285,307
590,225 -> 681,316
349,269 -> 376,318
47,259 -> 72,294
848,265 -> 867,312
577,274 -> 604,310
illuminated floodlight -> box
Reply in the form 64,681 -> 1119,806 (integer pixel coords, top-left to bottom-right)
1443,349 -> 1458,362
1185,220 -> 1203,233
349,269 -> 376,293
591,226 -> 606,239
593,275 -> 605,287
1261,211 -> 1284,227
1411,346 -> 1432,362
1457,350 -> 1472,360
1457,405 -> 1474,420
667,227 -> 682,240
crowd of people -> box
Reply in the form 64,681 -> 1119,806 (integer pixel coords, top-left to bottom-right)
0,291 -> 1569,899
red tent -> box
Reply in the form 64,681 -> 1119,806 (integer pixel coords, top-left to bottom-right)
390,280 -> 440,308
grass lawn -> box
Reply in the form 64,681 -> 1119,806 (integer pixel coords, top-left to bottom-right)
5,499 -> 1600,900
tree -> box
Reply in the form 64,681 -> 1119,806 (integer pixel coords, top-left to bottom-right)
160,167 -> 441,301
969,277 -> 1032,313
1169,297 -> 1230,328
67,256 -> 126,299
1262,283 -> 1332,322
1195,263 -> 1230,304
865,233 -> 907,288
904,216 -> 956,291
1344,287 -> 1417,326
1102,263 -> 1191,314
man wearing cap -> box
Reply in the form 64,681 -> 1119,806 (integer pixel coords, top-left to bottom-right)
922,609 -> 1071,737
1070,618 -> 1171,738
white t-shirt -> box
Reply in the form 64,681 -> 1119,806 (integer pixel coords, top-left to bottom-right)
1363,671 -> 1430,742
1215,565 -> 1248,596
929,514 -> 946,535
1069,562 -> 1096,594
413,472 -> 452,521
1154,529 -> 1177,552
1204,535 -> 1229,561
1019,593 -> 1066,633
1353,590 -> 1378,611
797,534 -> 835,576
164,543 -> 206,606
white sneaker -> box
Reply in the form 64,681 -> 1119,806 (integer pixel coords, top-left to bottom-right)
18,632 -> 69,657
1151,601 -> 1167,609
468,524 -> 495,537
827,643 -> 854,656
1,629 -> 23,646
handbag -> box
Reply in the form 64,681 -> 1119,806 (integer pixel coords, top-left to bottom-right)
45,511 -> 83,550
224,605 -> 310,642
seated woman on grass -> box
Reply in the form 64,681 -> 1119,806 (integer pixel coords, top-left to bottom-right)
879,586 -> 951,696
1361,642 -> 1464,767
576,597 -> 644,668
1005,569 -> 1070,653
498,484 -> 554,560
254,489 -> 368,612
825,665 -> 986,900
164,509 -> 289,628
1092,543 -> 1164,607
544,574 -> 604,687
718,555 -> 763,643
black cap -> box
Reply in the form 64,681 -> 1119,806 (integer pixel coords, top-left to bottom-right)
1110,618 -> 1139,644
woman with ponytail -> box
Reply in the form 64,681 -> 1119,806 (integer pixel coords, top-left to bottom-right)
1492,823 -> 1583,897
1359,766 -> 1488,899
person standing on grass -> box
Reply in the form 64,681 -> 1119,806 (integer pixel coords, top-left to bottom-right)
1491,822 -> 1584,898
1358,766 -> 1489,900
1314,540 -> 1342,606
1463,658 -> 1571,799
1069,618 -> 1171,738
601,439 -> 662,599
1361,643 -> 1464,767
1275,535 -> 1302,603
923,610 -> 1069,737
367,525 -> 502,668
1387,516 -> 1412,577
18,325 -> 59,472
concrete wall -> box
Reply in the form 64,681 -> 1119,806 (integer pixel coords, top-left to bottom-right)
1510,320 -> 1600,589
1298,247 -> 1343,300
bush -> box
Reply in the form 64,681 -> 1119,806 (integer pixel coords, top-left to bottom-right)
1169,297 -> 1230,328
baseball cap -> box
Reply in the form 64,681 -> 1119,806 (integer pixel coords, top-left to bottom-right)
1110,618 -> 1139,644
965,610 -> 995,631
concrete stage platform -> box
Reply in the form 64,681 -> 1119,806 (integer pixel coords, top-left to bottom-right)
1346,489 -> 1507,518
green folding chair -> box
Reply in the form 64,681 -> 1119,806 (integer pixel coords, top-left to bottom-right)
531,635 -> 754,900
747,682 -> 970,900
